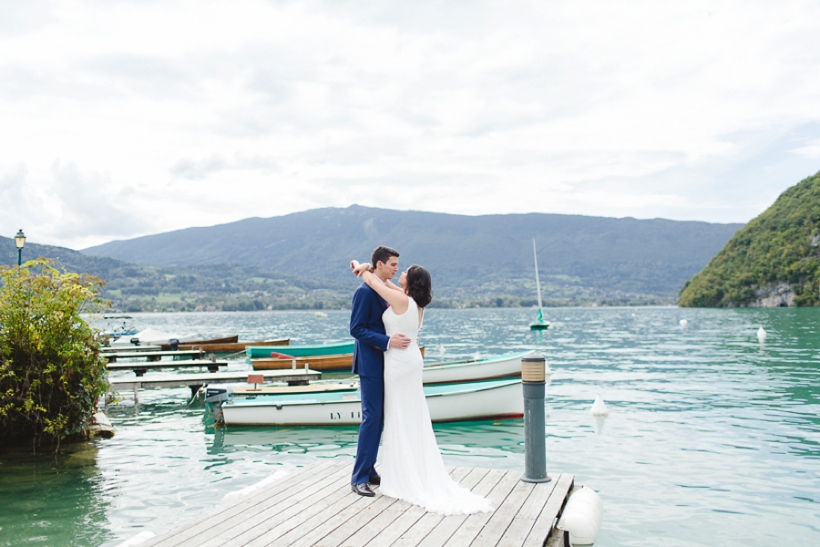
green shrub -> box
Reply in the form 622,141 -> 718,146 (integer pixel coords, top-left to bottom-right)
0,259 -> 109,450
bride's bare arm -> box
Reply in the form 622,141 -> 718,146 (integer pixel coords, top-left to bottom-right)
363,272 -> 408,313
352,265 -> 408,313
352,261 -> 403,293
384,280 -> 403,292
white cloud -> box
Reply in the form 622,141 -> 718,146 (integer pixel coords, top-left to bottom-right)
1,0 -> 820,248
792,140 -> 820,159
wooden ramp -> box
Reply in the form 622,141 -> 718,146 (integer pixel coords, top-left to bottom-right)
141,460 -> 573,547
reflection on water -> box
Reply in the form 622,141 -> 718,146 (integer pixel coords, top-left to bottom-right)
3,307 -> 820,546
0,443 -> 111,547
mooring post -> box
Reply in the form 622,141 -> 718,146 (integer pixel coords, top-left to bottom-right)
522,351 -> 550,483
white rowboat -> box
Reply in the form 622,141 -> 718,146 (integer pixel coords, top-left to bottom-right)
220,379 -> 523,426
422,352 -> 525,384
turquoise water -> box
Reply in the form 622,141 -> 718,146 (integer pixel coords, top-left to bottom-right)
1,307 -> 818,546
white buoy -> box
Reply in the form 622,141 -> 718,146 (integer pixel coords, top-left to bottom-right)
556,485 -> 603,545
679,319 -> 688,326
590,393 -> 609,416
757,326 -> 767,343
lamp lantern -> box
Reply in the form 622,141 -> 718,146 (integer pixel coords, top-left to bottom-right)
15,229 -> 25,266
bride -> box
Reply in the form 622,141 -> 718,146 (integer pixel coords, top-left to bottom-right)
351,260 -> 493,515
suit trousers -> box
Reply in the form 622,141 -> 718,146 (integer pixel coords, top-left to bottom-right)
351,373 -> 384,485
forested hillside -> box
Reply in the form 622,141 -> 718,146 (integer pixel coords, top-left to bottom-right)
679,170 -> 820,307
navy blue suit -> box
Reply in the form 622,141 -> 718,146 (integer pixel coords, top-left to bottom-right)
350,282 -> 390,485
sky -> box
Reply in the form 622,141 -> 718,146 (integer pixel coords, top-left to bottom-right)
2,0 -> 820,250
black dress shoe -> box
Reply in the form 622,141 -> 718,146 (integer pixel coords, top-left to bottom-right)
368,473 -> 381,485
351,483 -> 375,497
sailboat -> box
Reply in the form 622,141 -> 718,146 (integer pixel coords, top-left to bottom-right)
530,238 -> 550,330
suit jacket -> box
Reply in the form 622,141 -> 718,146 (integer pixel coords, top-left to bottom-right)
350,282 -> 390,377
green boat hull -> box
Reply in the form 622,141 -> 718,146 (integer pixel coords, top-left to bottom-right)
246,341 -> 354,358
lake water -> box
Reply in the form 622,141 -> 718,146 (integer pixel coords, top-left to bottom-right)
1,307 -> 818,546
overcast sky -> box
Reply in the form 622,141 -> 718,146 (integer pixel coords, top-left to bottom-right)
2,0 -> 820,250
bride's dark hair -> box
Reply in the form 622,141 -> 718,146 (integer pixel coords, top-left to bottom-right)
405,265 -> 433,308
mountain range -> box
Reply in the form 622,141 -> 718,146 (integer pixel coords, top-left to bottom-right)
82,205 -> 743,302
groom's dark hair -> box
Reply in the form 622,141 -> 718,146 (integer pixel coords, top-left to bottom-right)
371,245 -> 399,267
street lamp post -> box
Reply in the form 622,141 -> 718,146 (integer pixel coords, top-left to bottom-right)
15,229 -> 26,266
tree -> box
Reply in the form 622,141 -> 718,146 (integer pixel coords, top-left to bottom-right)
0,259 -> 109,450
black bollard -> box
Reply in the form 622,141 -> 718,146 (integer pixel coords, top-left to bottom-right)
521,352 -> 550,483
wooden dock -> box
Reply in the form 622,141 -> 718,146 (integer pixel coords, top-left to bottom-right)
105,349 -> 206,362
102,345 -> 162,353
109,369 -> 322,401
138,459 -> 573,547
107,360 -> 228,376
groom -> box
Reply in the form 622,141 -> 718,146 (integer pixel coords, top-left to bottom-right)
349,245 -> 410,497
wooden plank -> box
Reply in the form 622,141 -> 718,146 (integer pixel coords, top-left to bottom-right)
107,361 -> 227,375
439,469 -> 522,547
392,469 -> 506,547
141,460 -> 342,547
391,512 -> 444,547
496,475 -> 560,546
469,477 -> 535,547
338,468 -> 474,547
101,345 -> 162,353
278,490 -> 378,547
143,461 -> 342,547
364,503 -> 428,547
188,463 -> 353,547
336,496 -> 406,547
415,468 -> 493,547
106,349 -> 205,362
313,493 -> 401,547
246,480 -> 357,547
521,474 -> 574,547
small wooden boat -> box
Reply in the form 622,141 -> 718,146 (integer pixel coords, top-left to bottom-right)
251,346 -> 428,371
252,353 -> 353,371
219,378 -> 523,425
160,335 -> 238,351
246,341 -> 355,359
231,381 -> 358,396
181,338 -> 289,353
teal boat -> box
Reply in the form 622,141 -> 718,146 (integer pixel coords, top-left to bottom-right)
245,340 -> 354,359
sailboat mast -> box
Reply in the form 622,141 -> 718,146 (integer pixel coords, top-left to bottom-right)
533,238 -> 543,311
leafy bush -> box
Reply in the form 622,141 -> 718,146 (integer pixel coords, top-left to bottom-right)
0,259 -> 109,449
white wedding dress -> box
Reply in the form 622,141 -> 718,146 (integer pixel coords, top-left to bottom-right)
378,297 -> 493,515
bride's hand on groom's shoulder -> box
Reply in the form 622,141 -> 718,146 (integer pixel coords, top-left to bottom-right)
351,261 -> 372,277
